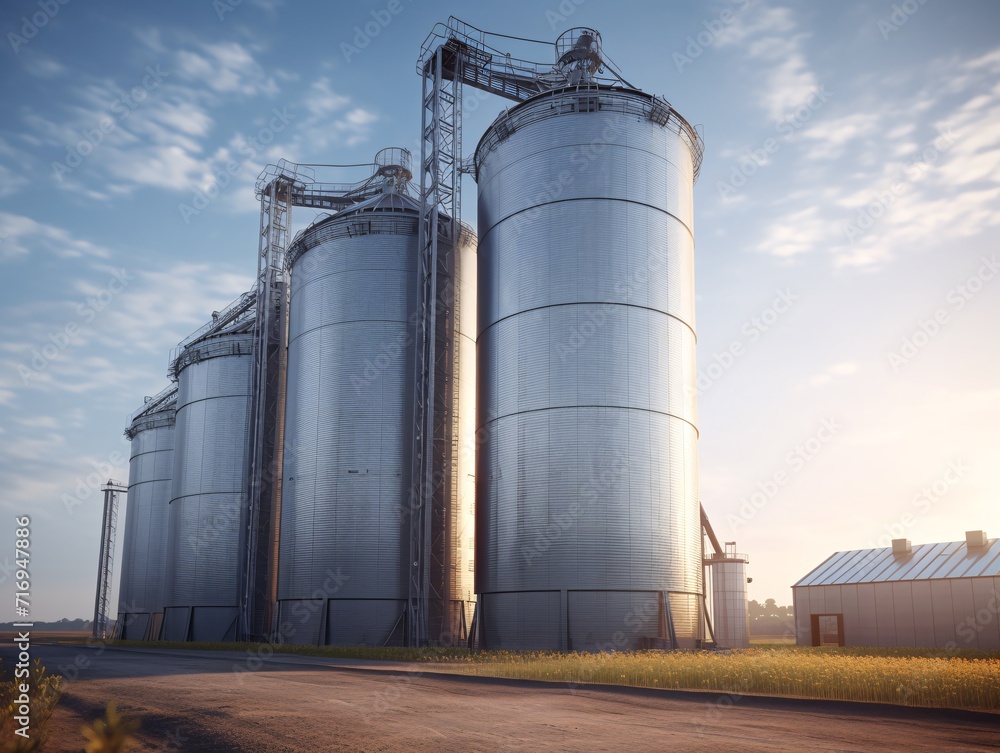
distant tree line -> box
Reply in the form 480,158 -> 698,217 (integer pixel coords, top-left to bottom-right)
748,599 -> 794,636
0,617 -> 90,631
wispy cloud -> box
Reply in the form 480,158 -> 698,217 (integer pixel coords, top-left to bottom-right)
175,41 -> 280,97
0,213 -> 112,261
716,6 -> 820,121
749,46 -> 1000,268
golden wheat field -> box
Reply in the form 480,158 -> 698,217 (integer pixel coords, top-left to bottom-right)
439,647 -> 1000,710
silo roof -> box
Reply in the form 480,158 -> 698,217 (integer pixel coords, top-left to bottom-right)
794,538 -> 1000,587
336,190 -> 420,216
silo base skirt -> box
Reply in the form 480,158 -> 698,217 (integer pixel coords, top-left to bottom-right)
115,611 -> 162,641
276,599 -> 407,647
479,590 -> 702,652
160,606 -> 238,642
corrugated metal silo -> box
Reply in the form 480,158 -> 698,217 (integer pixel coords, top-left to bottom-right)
710,553 -> 750,648
474,29 -> 705,650
162,320 -> 255,642
116,385 -> 177,640
278,149 -> 477,645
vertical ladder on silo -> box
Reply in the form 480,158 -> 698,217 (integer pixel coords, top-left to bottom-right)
243,176 -> 292,642
93,480 -> 126,639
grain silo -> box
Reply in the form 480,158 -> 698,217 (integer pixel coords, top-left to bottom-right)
116,385 -> 177,640
277,149 -> 477,646
161,302 -> 255,642
473,28 -> 705,650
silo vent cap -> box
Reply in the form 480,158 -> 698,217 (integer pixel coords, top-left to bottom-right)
966,530 -> 988,548
891,538 -> 911,554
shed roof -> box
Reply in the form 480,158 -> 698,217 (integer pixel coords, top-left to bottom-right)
793,538 -> 1000,587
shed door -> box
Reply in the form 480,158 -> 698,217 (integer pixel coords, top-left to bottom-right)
810,613 -> 844,646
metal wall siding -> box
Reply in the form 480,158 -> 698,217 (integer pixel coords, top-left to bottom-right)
482,592 -> 562,651
476,111 -> 694,236
476,89 -> 701,649
872,582 -> 896,646
479,306 -> 697,426
279,207 -> 477,644
930,580 -> 955,645
118,409 -> 175,620
855,583 -> 878,645
841,585 -> 860,644
976,578 -> 1000,649
163,332 -> 253,641
478,201 -> 695,338
949,577 -> 977,648
910,580 -> 935,646
890,581 -> 916,646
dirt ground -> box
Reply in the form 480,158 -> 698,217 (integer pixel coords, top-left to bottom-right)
4,644 -> 997,752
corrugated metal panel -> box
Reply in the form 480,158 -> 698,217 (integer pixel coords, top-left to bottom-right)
476,87 -> 702,651
930,580 -> 955,647
872,582 -> 896,646
856,583 -> 878,646
911,580 -> 935,646
792,589 -> 809,643
794,538 -> 1000,586
841,585 -> 860,643
482,591 -> 562,651
162,330 -> 254,642
950,578 -> 977,649
890,581 -> 916,646
975,578 -> 1000,650
823,584 -> 842,614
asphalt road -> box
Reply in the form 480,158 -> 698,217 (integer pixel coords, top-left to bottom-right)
3,644 -> 998,752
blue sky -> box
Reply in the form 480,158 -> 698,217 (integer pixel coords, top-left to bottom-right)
1,0 -> 998,621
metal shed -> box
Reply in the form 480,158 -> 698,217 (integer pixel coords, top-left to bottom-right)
792,531 -> 1000,649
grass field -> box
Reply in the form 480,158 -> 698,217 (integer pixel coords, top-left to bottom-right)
50,639 -> 1000,711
